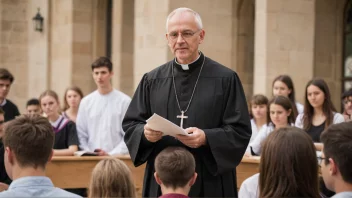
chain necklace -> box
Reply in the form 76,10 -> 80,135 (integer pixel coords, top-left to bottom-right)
172,54 -> 206,128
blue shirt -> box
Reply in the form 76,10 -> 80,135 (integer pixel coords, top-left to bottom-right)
0,176 -> 81,197
332,192 -> 352,198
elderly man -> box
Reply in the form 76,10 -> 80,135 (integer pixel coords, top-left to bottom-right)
123,8 -> 251,197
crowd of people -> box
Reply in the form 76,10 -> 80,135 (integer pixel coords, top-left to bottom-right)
0,6 -> 351,198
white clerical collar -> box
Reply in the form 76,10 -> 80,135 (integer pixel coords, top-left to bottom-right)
175,53 -> 201,70
0,99 -> 6,106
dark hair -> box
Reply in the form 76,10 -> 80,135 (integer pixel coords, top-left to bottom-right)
321,122 -> 352,184
91,57 -> 113,72
155,147 -> 195,190
267,96 -> 295,126
249,94 -> 269,119
303,78 -> 336,131
0,68 -> 14,83
259,127 -> 320,198
63,86 -> 84,111
0,107 -> 4,115
272,75 -> 299,118
341,88 -> 352,100
26,98 -> 40,107
3,115 -> 54,169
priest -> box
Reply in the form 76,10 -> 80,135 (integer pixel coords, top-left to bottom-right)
123,7 -> 251,197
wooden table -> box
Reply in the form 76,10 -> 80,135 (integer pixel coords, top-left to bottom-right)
47,155 -> 260,196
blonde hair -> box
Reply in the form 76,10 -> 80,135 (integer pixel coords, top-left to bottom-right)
88,158 -> 136,198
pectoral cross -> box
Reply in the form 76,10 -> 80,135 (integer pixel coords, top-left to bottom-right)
177,111 -> 188,128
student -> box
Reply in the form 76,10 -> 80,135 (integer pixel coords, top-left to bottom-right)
272,74 -> 303,118
295,78 -> 344,150
0,108 -> 10,190
88,158 -> 136,198
0,114 -> 81,197
76,57 -> 131,156
154,147 -> 197,198
249,95 -> 295,155
246,94 -> 268,155
39,90 -> 79,156
0,69 -> 20,122
320,122 -> 352,198
62,86 -> 83,123
239,127 -> 320,198
26,98 -> 41,115
341,88 -> 352,121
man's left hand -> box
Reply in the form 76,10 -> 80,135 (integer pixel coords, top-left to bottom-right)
176,127 -> 207,148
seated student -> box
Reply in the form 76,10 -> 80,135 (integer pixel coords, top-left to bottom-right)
239,127 -> 320,198
295,78 -> 344,151
249,95 -> 295,155
39,90 -> 79,156
246,94 -> 268,155
88,158 -> 136,198
320,122 -> 352,198
341,88 -> 352,121
26,98 -> 41,115
0,114 -> 81,197
62,86 -> 83,123
0,108 -> 11,191
154,147 -> 197,198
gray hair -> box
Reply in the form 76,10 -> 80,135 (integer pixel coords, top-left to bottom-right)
166,8 -> 203,32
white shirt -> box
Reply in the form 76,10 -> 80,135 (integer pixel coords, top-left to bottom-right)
246,119 -> 261,153
249,124 -> 274,155
76,89 -> 131,155
295,112 -> 345,129
296,102 -> 304,114
238,173 -> 259,198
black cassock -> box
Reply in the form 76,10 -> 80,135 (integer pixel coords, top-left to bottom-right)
123,52 -> 251,197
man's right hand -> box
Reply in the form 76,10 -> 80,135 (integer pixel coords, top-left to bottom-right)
144,124 -> 163,142
0,182 -> 9,192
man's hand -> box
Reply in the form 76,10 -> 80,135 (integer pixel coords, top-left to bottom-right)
0,182 -> 9,192
144,124 -> 163,143
94,149 -> 109,156
176,127 -> 207,148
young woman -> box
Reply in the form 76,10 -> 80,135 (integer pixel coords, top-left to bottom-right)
249,95 -> 295,155
295,78 -> 344,150
272,75 -> 303,119
239,127 -> 320,198
88,158 -> 136,198
62,86 -> 83,123
39,90 -> 79,156
246,94 -> 268,154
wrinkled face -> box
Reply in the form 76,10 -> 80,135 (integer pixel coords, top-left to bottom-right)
269,103 -> 291,127
66,90 -> 82,108
0,114 -> 4,138
307,85 -> 325,108
343,96 -> 352,115
92,67 -> 113,88
273,81 -> 291,98
26,105 -> 41,115
251,104 -> 267,120
40,95 -> 60,117
0,79 -> 11,100
166,12 -> 205,64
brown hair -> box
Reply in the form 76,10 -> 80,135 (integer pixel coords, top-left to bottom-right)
91,57 -> 113,72
272,75 -> 299,118
259,127 -> 320,198
0,68 -> 14,83
321,122 -> 352,184
0,107 -> 4,115
249,94 -> 269,119
155,147 -> 195,190
303,78 -> 336,131
63,86 -> 84,111
88,158 -> 136,198
3,115 -> 54,169
267,96 -> 295,126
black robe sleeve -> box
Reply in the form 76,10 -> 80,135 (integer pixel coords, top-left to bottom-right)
123,74 -> 155,166
66,121 -> 79,147
202,73 -> 251,175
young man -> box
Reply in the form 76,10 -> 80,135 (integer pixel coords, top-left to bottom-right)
0,69 -> 20,122
76,57 -> 131,156
0,108 -> 10,191
26,98 -> 41,115
0,114 -> 81,197
320,122 -> 352,198
154,147 -> 197,198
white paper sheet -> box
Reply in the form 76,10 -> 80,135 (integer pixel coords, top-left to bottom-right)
146,113 -> 190,137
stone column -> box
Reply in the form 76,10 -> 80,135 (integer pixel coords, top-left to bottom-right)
254,0 -> 316,103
